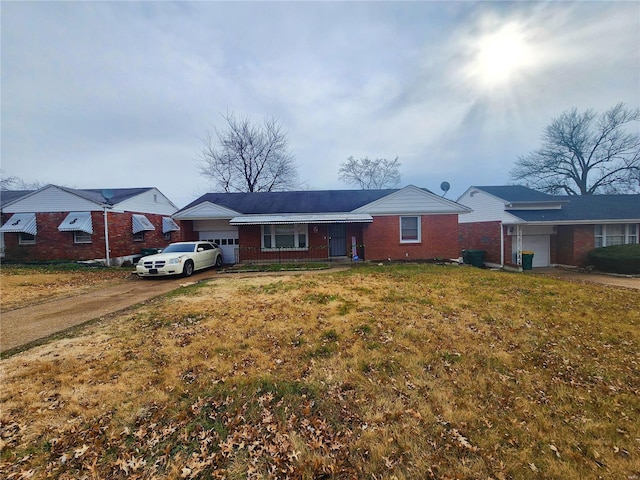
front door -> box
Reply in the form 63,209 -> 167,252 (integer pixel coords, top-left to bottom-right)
328,224 -> 347,257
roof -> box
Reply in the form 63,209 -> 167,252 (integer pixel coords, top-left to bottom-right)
507,194 -> 640,223
0,190 -> 34,208
471,186 -> 560,203
1,185 -> 158,208
177,189 -> 402,215
58,186 -> 156,206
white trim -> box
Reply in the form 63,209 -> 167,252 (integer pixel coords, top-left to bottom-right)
399,215 -> 421,243
261,224 -> 309,250
74,231 -> 92,244
232,213 -> 373,225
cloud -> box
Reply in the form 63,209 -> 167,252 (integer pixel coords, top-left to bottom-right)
1,1 -> 638,204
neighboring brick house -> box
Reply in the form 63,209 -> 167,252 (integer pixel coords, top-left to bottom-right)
0,185 -> 179,265
457,186 -> 640,269
173,185 -> 471,264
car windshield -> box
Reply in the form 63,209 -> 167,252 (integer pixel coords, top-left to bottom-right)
161,243 -> 196,253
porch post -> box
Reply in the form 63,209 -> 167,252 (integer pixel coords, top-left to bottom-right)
516,225 -> 523,266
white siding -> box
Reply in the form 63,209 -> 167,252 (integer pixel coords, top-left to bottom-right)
354,185 -> 469,215
457,189 -> 517,223
2,185 -> 100,213
115,188 -> 177,215
174,202 -> 240,220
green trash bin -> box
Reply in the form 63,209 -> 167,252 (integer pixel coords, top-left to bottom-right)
461,249 -> 471,264
522,252 -> 534,271
141,248 -> 161,256
468,250 -> 486,268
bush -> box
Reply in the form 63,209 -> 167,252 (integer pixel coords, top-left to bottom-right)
587,244 -> 640,274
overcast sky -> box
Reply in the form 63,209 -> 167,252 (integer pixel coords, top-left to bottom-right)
2,1 -> 639,208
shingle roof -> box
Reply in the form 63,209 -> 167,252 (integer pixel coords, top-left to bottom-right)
2,185 -> 155,207
77,187 -> 154,205
0,190 -> 34,207
508,195 -> 640,222
473,186 -> 559,203
178,189 -> 401,214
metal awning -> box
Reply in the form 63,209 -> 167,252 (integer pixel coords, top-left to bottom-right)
162,217 -> 180,233
58,211 -> 93,234
230,213 -> 374,225
132,214 -> 155,233
0,213 -> 37,235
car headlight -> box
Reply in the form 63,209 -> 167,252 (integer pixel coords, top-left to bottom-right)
168,257 -> 183,265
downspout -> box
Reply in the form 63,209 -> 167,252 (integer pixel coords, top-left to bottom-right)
500,222 -> 504,268
103,206 -> 111,266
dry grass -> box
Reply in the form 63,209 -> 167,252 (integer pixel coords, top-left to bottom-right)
1,264 -> 638,479
0,265 -> 131,312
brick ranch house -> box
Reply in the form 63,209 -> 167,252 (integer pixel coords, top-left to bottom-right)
173,185 -> 471,264
0,185 -> 179,265
457,186 -> 640,269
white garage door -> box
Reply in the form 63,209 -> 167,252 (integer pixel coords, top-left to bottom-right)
199,229 -> 239,264
522,235 -> 550,267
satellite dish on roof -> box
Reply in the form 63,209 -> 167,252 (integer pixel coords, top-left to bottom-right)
440,181 -> 450,197
102,189 -> 114,201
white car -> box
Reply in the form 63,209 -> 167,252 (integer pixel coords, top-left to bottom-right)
136,241 -> 223,278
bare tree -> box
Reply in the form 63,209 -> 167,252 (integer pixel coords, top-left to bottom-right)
198,113 -> 298,192
511,103 -> 640,194
0,174 -> 43,190
338,156 -> 401,189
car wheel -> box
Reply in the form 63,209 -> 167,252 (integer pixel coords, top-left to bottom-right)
182,260 -> 194,277
215,255 -> 222,268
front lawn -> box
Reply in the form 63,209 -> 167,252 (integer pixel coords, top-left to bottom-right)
0,264 -> 132,312
1,264 -> 638,478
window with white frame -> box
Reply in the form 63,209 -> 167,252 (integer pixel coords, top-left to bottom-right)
400,216 -> 421,243
74,231 -> 92,244
18,233 -> 36,245
594,224 -> 639,247
262,224 -> 307,249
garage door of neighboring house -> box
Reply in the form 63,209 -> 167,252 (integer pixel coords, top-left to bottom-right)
199,229 -> 239,264
522,235 -> 550,267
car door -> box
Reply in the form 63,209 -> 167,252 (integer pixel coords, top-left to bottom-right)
196,243 -> 215,269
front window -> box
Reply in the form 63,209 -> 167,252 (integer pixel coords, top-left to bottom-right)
595,224 -> 639,247
262,224 -> 308,249
74,231 -> 92,244
400,216 -> 421,243
18,233 -> 36,245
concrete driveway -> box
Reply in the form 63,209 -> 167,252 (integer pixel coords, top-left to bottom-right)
0,270 -> 219,354
531,267 -> 640,290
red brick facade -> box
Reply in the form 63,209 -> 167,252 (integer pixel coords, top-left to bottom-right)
180,214 -> 462,263
234,223 -> 365,262
556,225 -> 595,267
362,214 -> 460,261
458,221 -> 503,265
1,211 -> 174,263
458,222 -> 598,267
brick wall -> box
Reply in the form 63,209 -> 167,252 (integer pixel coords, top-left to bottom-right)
556,224 -> 594,266
236,224 -> 331,262
458,221 -> 503,264
2,211 -> 173,262
363,214 -> 460,261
